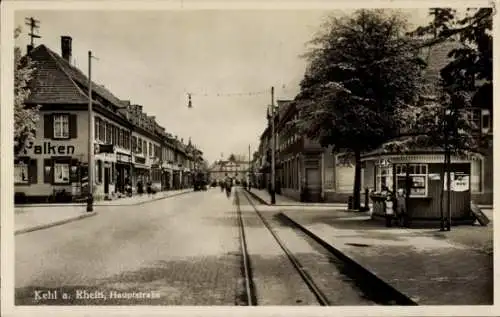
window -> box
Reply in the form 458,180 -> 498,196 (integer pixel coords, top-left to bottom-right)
470,108 -> 492,134
54,163 -> 70,184
395,164 -> 428,197
149,143 -> 153,157
117,129 -> 122,148
481,109 -> 491,134
15,161 -> 29,184
106,122 -> 112,143
54,114 -> 69,138
143,141 -> 147,156
95,117 -> 100,141
99,119 -> 105,142
376,166 -> 393,192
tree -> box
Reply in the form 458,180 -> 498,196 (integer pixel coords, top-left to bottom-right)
384,7 -> 492,230
14,27 -> 39,157
412,8 -> 492,109
294,9 -> 426,209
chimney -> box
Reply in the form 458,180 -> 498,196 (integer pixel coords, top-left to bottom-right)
61,36 -> 72,62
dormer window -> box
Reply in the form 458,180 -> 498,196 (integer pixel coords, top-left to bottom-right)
470,108 -> 492,134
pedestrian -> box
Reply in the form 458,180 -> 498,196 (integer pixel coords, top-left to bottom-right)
396,188 -> 407,227
225,176 -> 232,198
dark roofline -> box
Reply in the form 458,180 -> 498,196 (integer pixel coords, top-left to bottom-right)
40,45 -> 127,110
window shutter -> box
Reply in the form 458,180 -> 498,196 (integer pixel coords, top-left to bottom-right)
44,114 -> 53,138
29,159 -> 38,184
70,114 -> 78,138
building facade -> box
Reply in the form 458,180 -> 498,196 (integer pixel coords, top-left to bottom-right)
14,36 -> 203,203
209,157 -> 250,183
255,100 -> 356,203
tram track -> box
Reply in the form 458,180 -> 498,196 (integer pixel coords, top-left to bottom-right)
235,189 -> 329,306
235,187 -> 418,306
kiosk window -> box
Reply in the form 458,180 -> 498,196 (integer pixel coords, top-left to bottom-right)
395,164 -> 428,197
376,166 -> 393,192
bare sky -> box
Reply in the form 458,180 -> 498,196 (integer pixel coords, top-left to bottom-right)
15,9 -> 431,163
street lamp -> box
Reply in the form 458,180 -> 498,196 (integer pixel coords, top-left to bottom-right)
87,51 -> 94,212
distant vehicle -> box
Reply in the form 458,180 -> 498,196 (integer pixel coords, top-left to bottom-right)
211,180 -> 218,187
193,171 -> 209,191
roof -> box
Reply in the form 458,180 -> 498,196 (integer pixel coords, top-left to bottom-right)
419,39 -> 463,96
26,44 -> 127,109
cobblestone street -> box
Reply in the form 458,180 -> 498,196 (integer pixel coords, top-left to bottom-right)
15,189 -> 242,305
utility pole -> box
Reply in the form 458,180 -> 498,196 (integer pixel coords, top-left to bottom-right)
25,17 -> 41,51
248,144 -> 251,190
87,51 -> 94,212
270,86 -> 276,205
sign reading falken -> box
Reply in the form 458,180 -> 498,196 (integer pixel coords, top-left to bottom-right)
25,142 -> 75,155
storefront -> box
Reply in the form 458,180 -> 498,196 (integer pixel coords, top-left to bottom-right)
115,152 -> 132,193
362,151 -> 477,225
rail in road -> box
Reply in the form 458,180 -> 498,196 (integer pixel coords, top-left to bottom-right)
235,188 -> 416,306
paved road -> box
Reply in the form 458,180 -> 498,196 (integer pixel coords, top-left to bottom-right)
16,188 -> 243,305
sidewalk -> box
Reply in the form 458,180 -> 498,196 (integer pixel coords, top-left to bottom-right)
15,189 -> 193,235
247,188 -> 350,207
248,188 -> 494,214
15,188 -> 193,208
281,209 -> 493,305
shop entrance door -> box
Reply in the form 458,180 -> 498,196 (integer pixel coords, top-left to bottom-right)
104,167 -> 110,194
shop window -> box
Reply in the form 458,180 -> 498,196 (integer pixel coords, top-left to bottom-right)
54,163 -> 70,184
376,166 -> 393,192
395,163 -> 428,197
54,114 -> 69,139
15,161 -> 29,184
44,159 -> 52,183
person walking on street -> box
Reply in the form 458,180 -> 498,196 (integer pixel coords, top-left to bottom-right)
225,175 -> 232,198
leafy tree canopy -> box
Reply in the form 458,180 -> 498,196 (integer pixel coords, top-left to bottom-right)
14,27 -> 40,157
294,9 -> 426,153
413,8 -> 492,101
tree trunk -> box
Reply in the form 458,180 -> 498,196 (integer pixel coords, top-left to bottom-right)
352,150 -> 362,210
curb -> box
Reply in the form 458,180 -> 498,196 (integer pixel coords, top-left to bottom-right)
15,211 -> 98,235
14,190 -> 193,208
279,211 -> 419,306
245,189 -> 270,205
245,190 -> 365,209
100,190 -> 193,207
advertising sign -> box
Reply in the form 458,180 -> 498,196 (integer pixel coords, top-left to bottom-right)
452,172 -> 470,192
443,172 -> 455,191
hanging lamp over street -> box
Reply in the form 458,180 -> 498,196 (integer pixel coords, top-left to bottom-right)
187,93 -> 192,108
